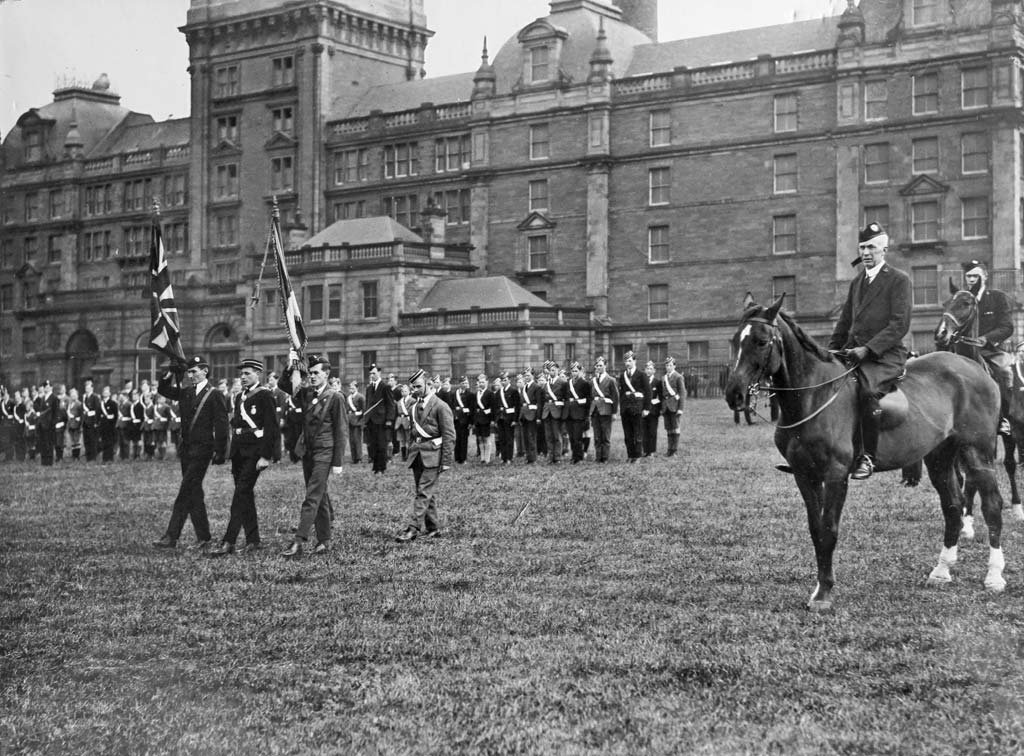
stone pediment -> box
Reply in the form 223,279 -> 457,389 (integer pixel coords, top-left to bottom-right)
516,211 -> 556,231
15,108 -> 56,129
15,262 -> 39,279
210,139 -> 241,156
264,131 -> 298,150
518,19 -> 569,44
899,174 -> 949,196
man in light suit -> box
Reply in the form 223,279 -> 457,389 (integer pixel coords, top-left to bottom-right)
828,222 -> 912,480
395,369 -> 456,543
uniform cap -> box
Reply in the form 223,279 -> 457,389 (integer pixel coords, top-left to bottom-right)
408,369 -> 426,385
665,356 -> 676,366
962,259 -> 987,277
623,350 -> 636,360
188,355 -> 209,370
238,358 -> 264,372
307,354 -> 331,371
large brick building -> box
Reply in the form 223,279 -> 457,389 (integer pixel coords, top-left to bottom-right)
2,0 -> 1023,390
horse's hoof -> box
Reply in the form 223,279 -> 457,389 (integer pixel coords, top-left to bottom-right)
961,525 -> 975,540
984,576 -> 1007,593
926,574 -> 952,588
807,599 -> 833,613
1012,504 -> 1024,522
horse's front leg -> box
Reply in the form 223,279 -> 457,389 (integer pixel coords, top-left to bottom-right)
961,444 -> 1007,592
1005,434 -> 1024,521
924,444 -> 962,585
795,473 -> 849,612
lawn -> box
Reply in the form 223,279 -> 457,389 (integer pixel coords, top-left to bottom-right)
1,400 -> 1022,755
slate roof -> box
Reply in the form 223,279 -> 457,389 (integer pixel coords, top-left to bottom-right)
418,276 -> 551,312
328,72 -> 475,121
92,116 -> 190,156
302,216 -> 424,247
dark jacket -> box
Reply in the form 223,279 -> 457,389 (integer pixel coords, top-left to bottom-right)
976,287 -> 1014,350
405,393 -> 456,469
229,385 -> 281,461
828,263 -> 912,360
566,376 -> 592,420
365,380 -> 397,426
158,374 -> 229,459
541,377 -> 568,420
618,368 -> 650,415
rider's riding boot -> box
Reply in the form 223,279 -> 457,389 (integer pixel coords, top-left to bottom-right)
999,368 -> 1012,436
852,397 -> 881,480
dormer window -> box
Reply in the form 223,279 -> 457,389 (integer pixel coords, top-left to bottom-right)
23,130 -> 42,162
530,46 -> 550,83
912,0 -> 938,26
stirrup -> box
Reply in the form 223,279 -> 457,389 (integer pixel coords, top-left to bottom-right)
851,454 -> 874,480
999,418 -> 1012,437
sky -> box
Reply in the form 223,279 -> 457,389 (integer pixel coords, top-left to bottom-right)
0,0 -> 844,136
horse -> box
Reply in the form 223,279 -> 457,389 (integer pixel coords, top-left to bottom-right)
725,294 -> 1007,611
933,282 -> 1024,532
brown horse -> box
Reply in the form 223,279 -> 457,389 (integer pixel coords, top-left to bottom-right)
933,283 -> 1024,531
725,295 -> 1007,611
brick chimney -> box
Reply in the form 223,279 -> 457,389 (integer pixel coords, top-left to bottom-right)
615,0 -> 657,41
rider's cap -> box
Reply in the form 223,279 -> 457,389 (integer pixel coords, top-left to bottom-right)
853,222 -> 889,266
962,259 -> 987,277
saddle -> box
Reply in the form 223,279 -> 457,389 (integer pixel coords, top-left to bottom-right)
878,389 -> 909,430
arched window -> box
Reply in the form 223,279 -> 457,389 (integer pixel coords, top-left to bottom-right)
135,332 -> 159,388
205,323 -> 240,383
65,329 -> 99,391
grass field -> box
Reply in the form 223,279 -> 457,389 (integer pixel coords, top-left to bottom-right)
2,399 -> 1023,755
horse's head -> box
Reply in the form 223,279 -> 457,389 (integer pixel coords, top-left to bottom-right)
725,294 -> 785,412
934,279 -> 978,349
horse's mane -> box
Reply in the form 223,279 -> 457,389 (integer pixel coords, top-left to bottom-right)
740,304 -> 833,363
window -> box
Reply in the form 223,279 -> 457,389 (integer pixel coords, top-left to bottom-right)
688,341 -> 709,362
85,184 -> 112,216
434,135 -> 470,173
272,56 -> 295,87
529,124 -> 550,160
650,110 -> 671,146
483,345 -> 501,378
23,130 -> 42,162
271,156 -> 294,192
542,343 -> 556,363
383,142 -> 419,178
0,284 -> 13,311
913,72 -> 939,114
772,276 -> 797,312
912,266 -> 938,306
528,180 -> 548,212
22,326 -> 37,355
416,348 -> 433,374
211,261 -> 238,284
962,67 -> 990,109
83,231 -> 111,262
773,154 -> 797,193
214,164 -> 239,199
529,46 -> 550,82
774,93 -> 797,132
123,179 -> 152,212
961,132 -> 988,174
648,225 -> 669,264
382,194 -> 418,228
648,284 -> 669,321
912,0 -> 938,25
450,346 -> 467,379
649,167 -> 670,205
361,351 -> 378,378
1,240 -> 13,268
332,200 -> 365,221
47,235 -> 61,264
528,235 -> 549,270
272,107 -> 294,136
773,215 -> 797,254
164,222 -> 188,256
215,115 -> 238,144
215,64 -> 240,97
23,237 -> 37,263
565,342 -> 576,363
863,143 -> 890,183
24,192 -> 39,222
328,285 -> 343,320
863,204 -> 890,231
864,81 -> 887,121
334,148 -> 368,184
49,190 -> 64,219
123,226 -> 147,257
163,174 -> 188,207
0,327 -> 10,355
305,285 -> 324,321
911,200 -> 940,242
259,289 -> 278,327
912,137 -> 939,174
432,189 -> 471,225
2,196 -> 14,224
214,214 -> 238,247
361,281 -> 378,319
962,197 -> 989,239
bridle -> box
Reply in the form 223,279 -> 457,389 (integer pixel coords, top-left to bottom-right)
937,292 -> 977,347
738,314 -> 858,430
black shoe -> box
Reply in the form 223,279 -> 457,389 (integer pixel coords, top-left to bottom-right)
311,542 -> 330,556
395,527 -> 418,543
207,542 -> 235,557
152,535 -> 177,549
280,541 -> 302,558
851,454 -> 875,480
422,529 -> 441,540
242,542 -> 261,554
188,540 -> 212,552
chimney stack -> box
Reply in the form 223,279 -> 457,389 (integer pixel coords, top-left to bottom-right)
615,0 -> 657,41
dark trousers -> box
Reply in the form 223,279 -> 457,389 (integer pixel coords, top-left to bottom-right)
543,417 -> 562,462
99,423 -> 116,462
297,451 -> 334,543
348,424 -> 363,463
642,414 -> 659,456
496,421 -> 516,462
165,452 -> 213,543
454,422 -> 470,463
409,454 -> 441,533
54,430 -> 65,461
664,411 -> 681,455
621,411 -> 643,459
567,418 -> 587,462
224,454 -> 262,546
366,422 -> 390,472
83,425 -> 99,461
520,420 -> 538,462
12,428 -> 27,461
592,414 -> 613,462
37,427 -> 55,466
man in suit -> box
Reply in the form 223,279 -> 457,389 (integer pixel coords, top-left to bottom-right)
153,355 -> 229,549
281,353 -> 347,558
661,356 -> 685,456
472,373 -> 496,464
395,369 -> 456,543
364,364 -> 396,474
33,380 -> 60,467
518,368 -> 543,464
642,360 -> 661,457
539,361 -> 566,463
267,371 -> 290,461
565,361 -> 591,463
957,259 -> 1014,435
344,380 -> 365,464
65,387 -> 84,461
81,379 -> 102,461
494,372 -> 520,465
449,375 -> 475,464
828,222 -> 912,480
618,350 -> 651,462
590,356 -> 619,463
209,359 -> 280,557
98,385 -> 119,463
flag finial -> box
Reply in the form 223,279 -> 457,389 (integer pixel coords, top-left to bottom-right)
272,195 -> 280,220
151,200 -> 161,218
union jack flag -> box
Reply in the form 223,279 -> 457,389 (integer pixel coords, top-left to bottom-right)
148,219 -> 185,363
269,210 -> 307,354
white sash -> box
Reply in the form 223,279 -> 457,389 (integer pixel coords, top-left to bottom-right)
622,370 -> 640,398
100,400 -> 114,420
663,373 -> 678,398
84,394 -> 96,417
411,398 -> 438,443
456,390 -> 467,409
238,392 -> 258,430
593,376 -> 612,403
347,394 -> 360,414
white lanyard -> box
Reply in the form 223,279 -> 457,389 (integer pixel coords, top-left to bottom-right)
664,373 -> 677,398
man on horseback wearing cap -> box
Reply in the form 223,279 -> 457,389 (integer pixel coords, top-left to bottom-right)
828,222 -> 912,480
956,260 -> 1014,435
